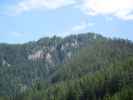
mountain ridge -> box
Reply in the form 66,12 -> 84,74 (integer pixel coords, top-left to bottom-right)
0,32 -> 104,95
0,32 -> 133,100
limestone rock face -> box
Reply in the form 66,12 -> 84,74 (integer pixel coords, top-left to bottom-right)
28,50 -> 44,60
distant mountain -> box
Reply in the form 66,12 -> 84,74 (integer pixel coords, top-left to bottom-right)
0,33 -> 133,100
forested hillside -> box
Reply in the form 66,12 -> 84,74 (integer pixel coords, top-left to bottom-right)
0,33 -> 133,100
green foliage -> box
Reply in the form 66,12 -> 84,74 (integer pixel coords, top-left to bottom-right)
0,33 -> 133,100
13,57 -> 133,100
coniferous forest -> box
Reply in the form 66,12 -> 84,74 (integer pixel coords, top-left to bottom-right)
0,33 -> 133,100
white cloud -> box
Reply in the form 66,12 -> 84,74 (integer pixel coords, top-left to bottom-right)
82,0 -> 133,20
72,22 -> 95,32
11,0 -> 76,15
5,0 -> 133,20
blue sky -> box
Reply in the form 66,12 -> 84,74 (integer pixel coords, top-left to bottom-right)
0,0 -> 133,43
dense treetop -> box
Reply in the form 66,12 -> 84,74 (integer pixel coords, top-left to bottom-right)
0,33 -> 133,100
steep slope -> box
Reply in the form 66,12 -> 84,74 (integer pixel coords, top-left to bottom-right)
13,38 -> 133,100
0,33 -> 103,95
0,32 -> 133,100
50,38 -> 133,83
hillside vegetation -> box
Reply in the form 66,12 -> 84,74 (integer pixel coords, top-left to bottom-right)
0,33 -> 133,100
